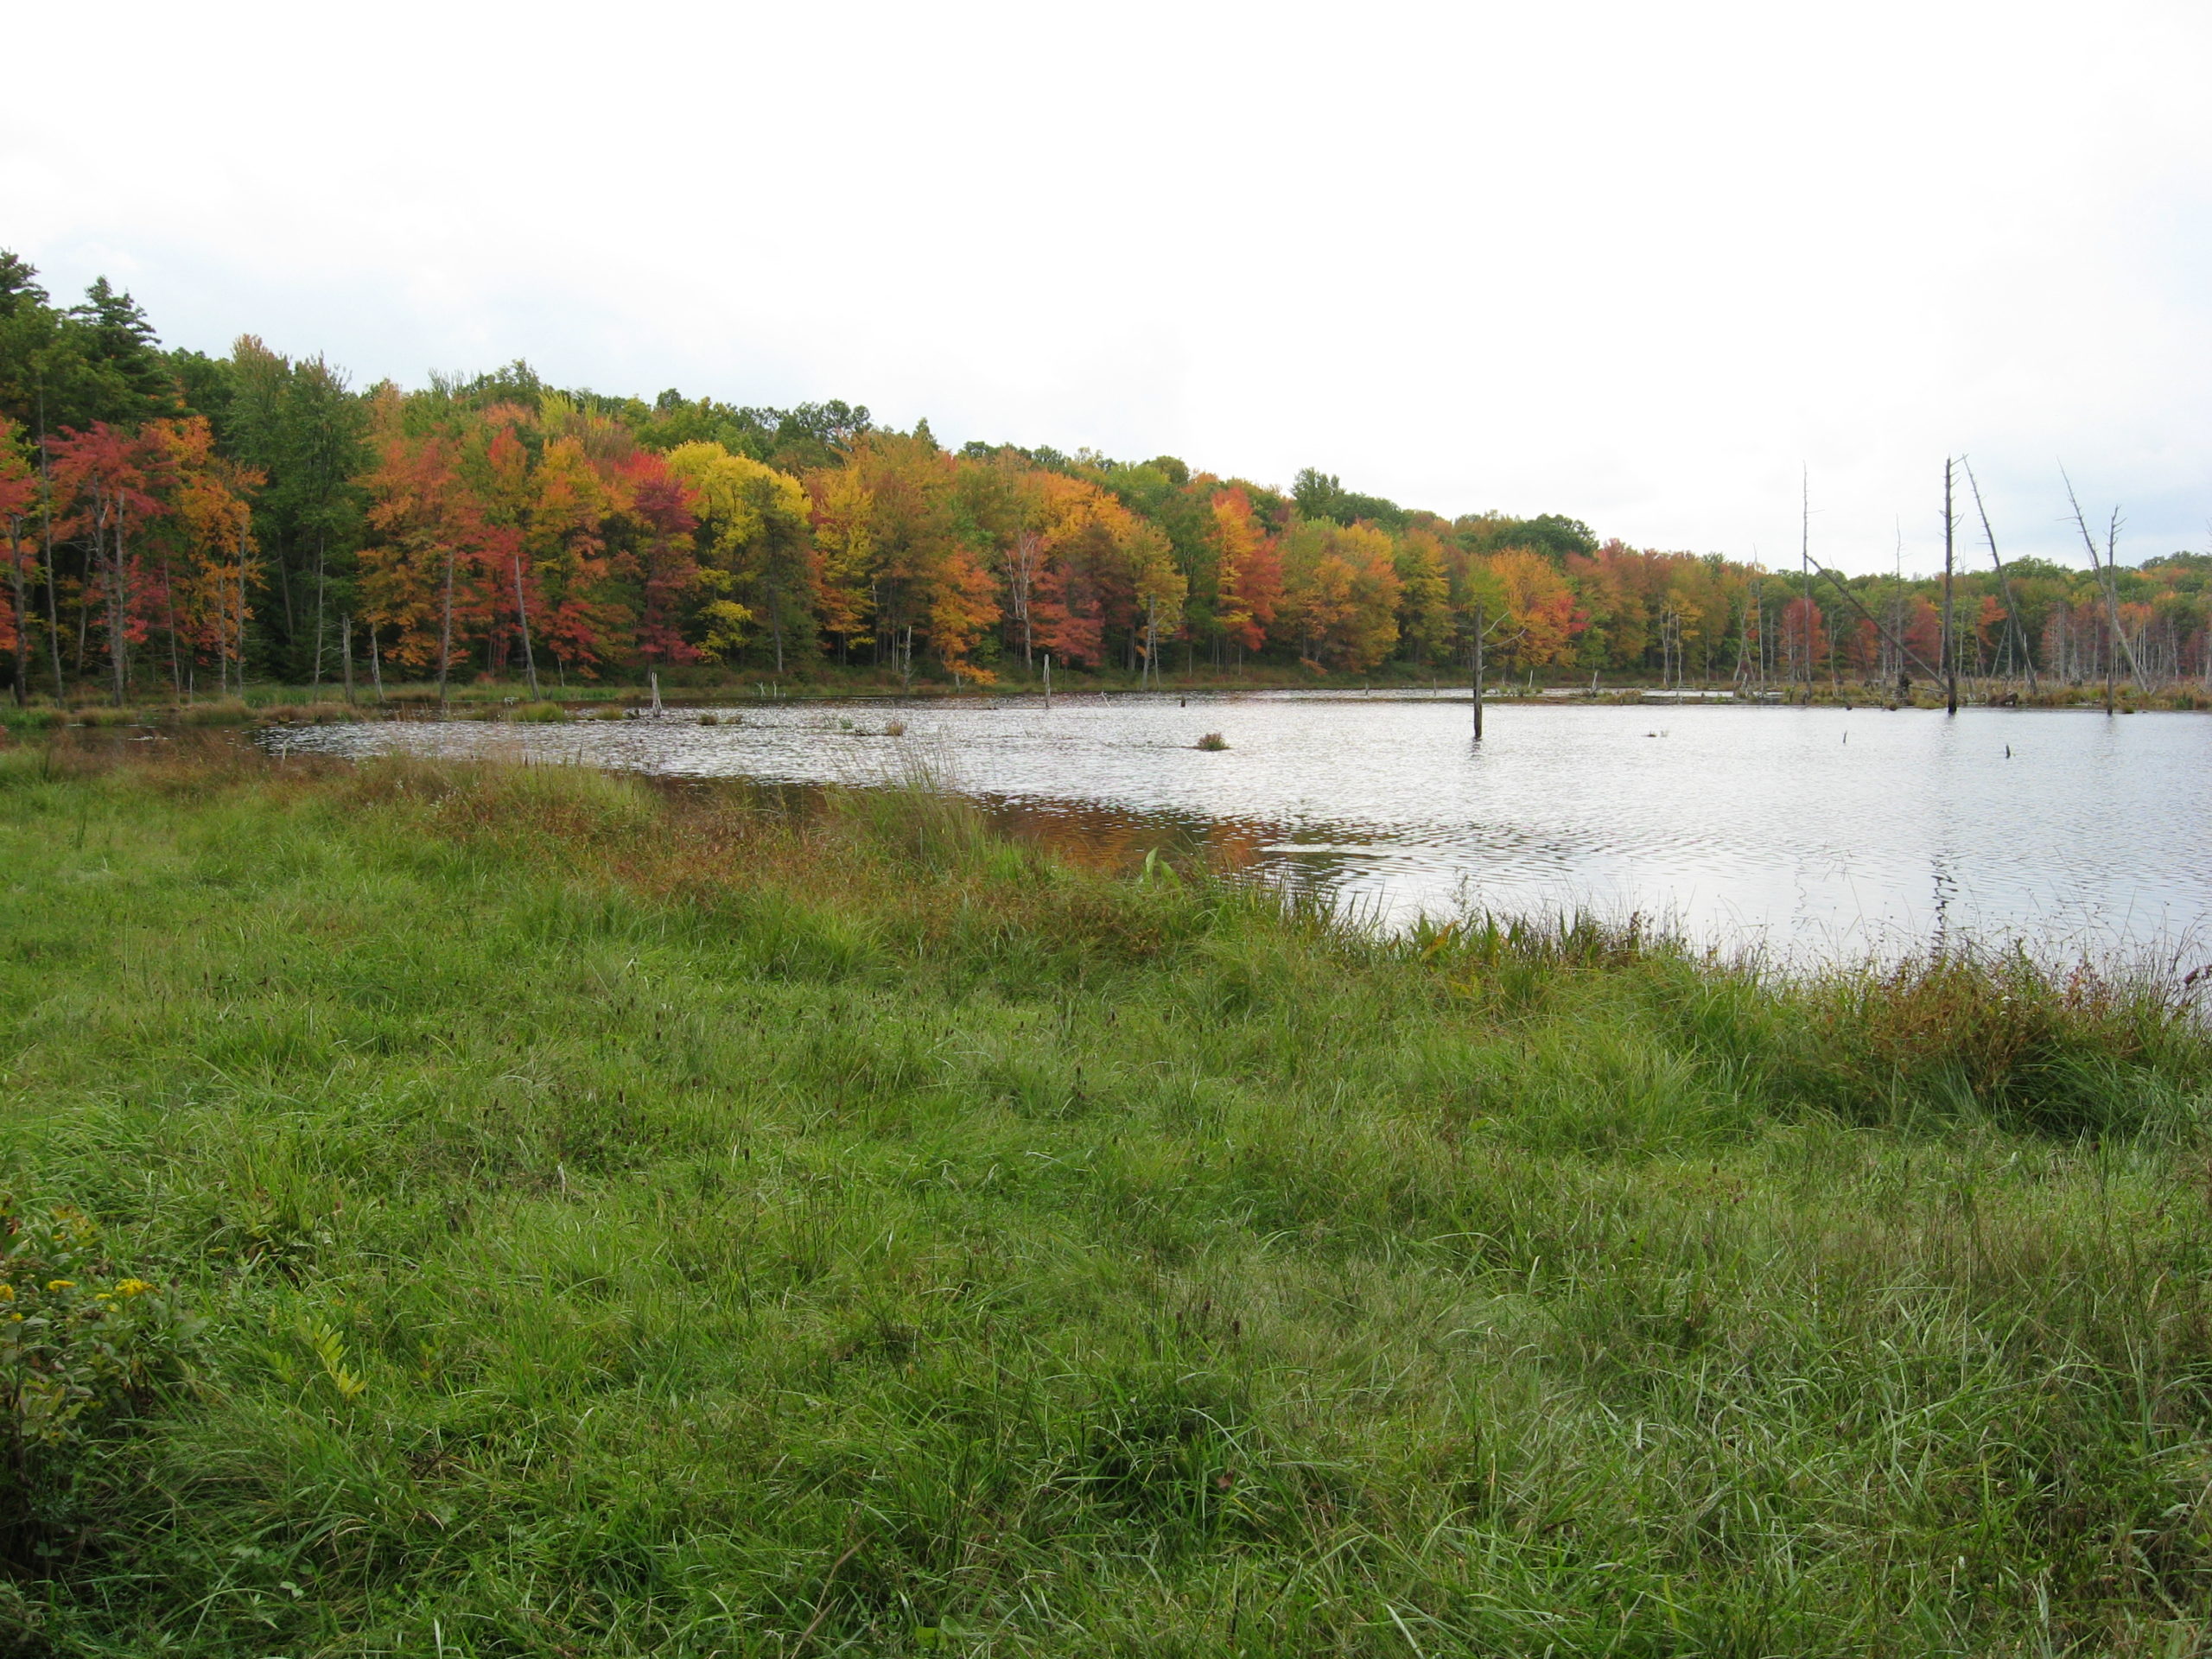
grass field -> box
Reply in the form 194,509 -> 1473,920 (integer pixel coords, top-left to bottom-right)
2,740 -> 2209,1656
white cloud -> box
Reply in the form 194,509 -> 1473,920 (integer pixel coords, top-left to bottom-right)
5,0 -> 2208,570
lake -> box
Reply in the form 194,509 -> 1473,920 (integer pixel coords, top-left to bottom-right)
271,692 -> 2212,964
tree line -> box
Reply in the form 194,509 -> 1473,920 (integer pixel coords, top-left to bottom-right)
2,251 -> 2207,702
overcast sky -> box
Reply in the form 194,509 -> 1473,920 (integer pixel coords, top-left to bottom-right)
6,0 -> 2209,573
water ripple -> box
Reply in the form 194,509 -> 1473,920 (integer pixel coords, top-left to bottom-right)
270,692 -> 2212,964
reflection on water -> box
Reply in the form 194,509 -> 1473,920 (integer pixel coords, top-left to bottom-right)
270,691 -> 2212,963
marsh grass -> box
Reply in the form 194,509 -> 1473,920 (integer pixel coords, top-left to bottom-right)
0,745 -> 2208,1654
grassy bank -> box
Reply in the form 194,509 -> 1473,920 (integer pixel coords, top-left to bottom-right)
2,746 -> 2210,1655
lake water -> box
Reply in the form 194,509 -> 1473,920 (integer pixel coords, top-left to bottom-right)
271,692 -> 2212,963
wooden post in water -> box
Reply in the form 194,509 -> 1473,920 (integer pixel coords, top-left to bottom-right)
1942,459 -> 1958,715
1043,653 -> 1052,709
370,631 -> 385,703
341,614 -> 355,705
1471,603 -> 1485,741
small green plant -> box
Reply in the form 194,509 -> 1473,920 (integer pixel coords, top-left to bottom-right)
1,1198 -> 195,1560
883,719 -> 907,738
510,701 -> 570,724
1195,732 -> 1228,751
302,1318 -> 367,1402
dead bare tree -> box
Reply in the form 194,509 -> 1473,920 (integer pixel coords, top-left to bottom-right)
1942,459 -> 1958,715
1471,602 -> 1484,739
1005,528 -> 1042,670
1813,561 -> 1944,683
1799,467 -> 1814,693
1960,460 -> 2037,695
2062,468 -> 2145,710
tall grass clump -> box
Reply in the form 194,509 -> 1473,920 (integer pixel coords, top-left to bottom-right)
0,741 -> 2207,1653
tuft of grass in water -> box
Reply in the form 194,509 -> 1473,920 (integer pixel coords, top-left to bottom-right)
0,745 -> 2207,1654
1195,731 -> 1228,750
506,700 -> 572,723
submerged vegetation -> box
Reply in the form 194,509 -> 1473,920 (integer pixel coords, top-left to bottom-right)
1,741 -> 2209,1652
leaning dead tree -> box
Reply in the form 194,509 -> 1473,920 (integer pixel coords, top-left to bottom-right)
1960,459 -> 2037,695
1810,559 -> 1945,685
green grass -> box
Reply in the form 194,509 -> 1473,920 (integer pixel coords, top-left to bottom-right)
1,745 -> 2209,1655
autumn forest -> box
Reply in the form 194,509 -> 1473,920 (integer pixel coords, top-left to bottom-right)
2,252 -> 2208,704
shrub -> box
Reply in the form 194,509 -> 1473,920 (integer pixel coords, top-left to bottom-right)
1,1199 -> 198,1564
1195,732 -> 1228,751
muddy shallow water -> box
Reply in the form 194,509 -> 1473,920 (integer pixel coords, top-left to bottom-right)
269,691 -> 2212,963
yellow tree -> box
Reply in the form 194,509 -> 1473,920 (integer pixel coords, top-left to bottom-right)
1394,524 -> 1452,668
664,442 -> 813,671
807,464 -> 876,665
815,433 -> 966,683
1033,473 -> 1135,667
1281,520 -> 1400,669
1124,519 -> 1187,686
1480,547 -> 1584,671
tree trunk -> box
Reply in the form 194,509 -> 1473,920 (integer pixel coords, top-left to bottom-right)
438,545 -> 456,711
162,544 -> 184,702
1942,459 -> 1957,715
1799,469 -> 1813,690
41,451 -> 63,700
512,552 -> 540,699
1472,603 -> 1485,741
237,523 -> 251,696
6,521 -> 25,707
311,528 -> 327,690
109,498 -> 129,706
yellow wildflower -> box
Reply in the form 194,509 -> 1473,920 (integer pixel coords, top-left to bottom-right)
46,1280 -> 74,1292
113,1279 -> 156,1297
0,1283 -> 13,1301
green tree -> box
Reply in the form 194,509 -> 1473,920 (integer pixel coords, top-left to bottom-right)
226,337 -> 368,683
